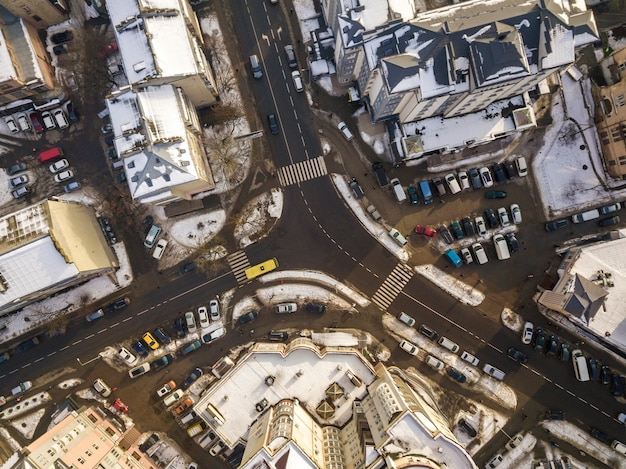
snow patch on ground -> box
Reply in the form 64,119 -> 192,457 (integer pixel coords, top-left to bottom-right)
415,265 -> 485,306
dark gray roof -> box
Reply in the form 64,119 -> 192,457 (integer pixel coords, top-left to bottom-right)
469,35 -> 528,86
563,274 -> 608,322
338,15 -> 364,48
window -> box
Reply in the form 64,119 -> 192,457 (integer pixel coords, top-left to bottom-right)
78,458 -> 85,464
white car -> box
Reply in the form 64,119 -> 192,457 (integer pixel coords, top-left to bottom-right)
54,169 -> 74,183
118,347 -> 137,366
5,116 -> 18,133
510,204 -> 522,224
457,170 -> 470,190
521,321 -> 534,344
479,167 -> 494,187
152,239 -> 168,259
49,159 -> 69,173
483,364 -> 505,380
337,121 -> 354,141
618,412 -> 626,425
461,351 -> 479,366
460,248 -> 473,264
444,173 -> 461,194
185,311 -> 197,333
475,216 -> 487,236
197,306 -> 209,328
497,207 -> 511,227
209,299 -> 220,321
156,380 -> 176,397
425,355 -> 444,370
93,378 -> 112,397
399,340 -> 418,356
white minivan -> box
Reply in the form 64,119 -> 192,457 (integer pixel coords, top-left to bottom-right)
493,234 -> 511,261
390,178 -> 407,203
291,70 -> 304,92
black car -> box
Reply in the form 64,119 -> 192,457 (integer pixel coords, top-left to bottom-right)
107,297 -> 129,312
16,336 -> 40,353
306,303 -> 326,314
503,160 -> 516,179
484,209 -> 499,229
139,433 -> 160,452
600,365 -> 611,385
546,219 -> 568,231
174,318 -> 187,339
546,410 -> 564,420
141,215 -> 154,235
450,221 -> 464,240
66,102 -> 79,123
151,353 -> 174,370
468,168 -> 482,189
492,162 -> 506,182
132,340 -> 149,358
268,331 -> 289,341
459,419 -> 477,437
461,217 -> 475,237
182,367 -> 203,389
50,30 -> 73,44
238,310 -> 259,324
507,347 -> 528,364
598,216 -> 620,227
587,358 -> 600,381
610,373 -> 625,397
6,162 -> 26,176
153,328 -> 172,345
532,328 -> 547,351
448,368 -> 467,383
505,233 -> 519,252
438,225 -> 454,245
178,262 -> 197,275
418,324 -> 439,341
545,336 -> 559,356
407,186 -> 419,205
558,343 -> 571,362
267,114 -> 279,134
589,427 -> 611,444
349,178 -> 364,199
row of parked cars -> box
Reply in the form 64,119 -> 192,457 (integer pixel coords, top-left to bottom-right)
4,105 -> 74,135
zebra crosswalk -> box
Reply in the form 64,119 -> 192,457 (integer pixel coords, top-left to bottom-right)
371,264 -> 414,310
227,251 -> 251,284
276,156 -> 328,186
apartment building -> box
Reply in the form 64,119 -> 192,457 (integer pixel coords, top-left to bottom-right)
594,47 -> 626,179
0,199 -> 118,316
0,0 -> 68,28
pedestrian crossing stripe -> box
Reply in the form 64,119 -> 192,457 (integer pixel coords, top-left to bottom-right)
371,264 -> 414,310
227,251 -> 251,284
277,156 -> 328,186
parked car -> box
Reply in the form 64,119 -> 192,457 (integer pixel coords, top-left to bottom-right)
348,178 -> 364,199
184,312 -> 197,333
209,300 -> 220,321
179,340 -> 201,356
503,160 -> 516,179
306,303 -> 326,314
546,410 -> 564,420
485,190 -> 507,199
366,204 -> 382,221
107,297 -> 130,312
457,170 -> 470,190
85,309 -> 104,322
505,233 -> 519,252
5,116 -> 18,133
507,347 -> 528,363
197,306 -> 210,328
558,343 -> 571,362
532,329 -> 547,351
178,262 -> 197,275
460,248 -> 473,264
399,340 -> 418,356
172,398 -> 193,416
16,336 -> 40,353
29,113 -> 44,133
484,209 -> 498,228
407,186 -> 419,205
461,217 -> 475,237
497,207 -> 511,227
492,162 -> 506,182
599,216 -> 620,227
133,340 -> 150,358
510,204 -> 522,224
49,159 -> 70,173
438,225 -> 454,244
459,419 -> 477,437
589,427 -> 611,444
418,325 -> 439,341
238,310 -> 259,324
54,170 -> 74,183
475,216 -> 487,236
139,433 -> 160,452
450,220 -> 464,240
468,168 -> 482,189
50,30 -> 73,44
201,327 -> 225,344
11,381 -> 32,396
337,121 -> 354,140
182,368 -> 203,389
151,353 -> 175,370
448,368 -> 467,383
156,380 -> 176,397
610,373 -> 625,397
93,378 -> 112,397
600,365 -> 611,385
268,330 -> 289,342
545,336 -> 559,356
174,318 -> 187,338
9,175 -> 29,188
415,225 -> 437,237
63,181 -> 80,193
545,219 -> 568,231
521,322 -> 534,344
6,162 -> 26,176
479,167 -> 493,187
432,177 -> 446,196
599,202 -> 621,215
118,347 -> 137,366
587,357 -> 600,381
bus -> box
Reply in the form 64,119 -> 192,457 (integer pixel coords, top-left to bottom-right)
244,258 -> 278,280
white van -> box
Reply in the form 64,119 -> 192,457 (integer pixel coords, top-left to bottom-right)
397,312 -> 415,327
438,336 -> 459,353
390,178 -> 407,203
291,70 -> 304,92
572,349 -> 590,382
515,156 -> 527,176
389,228 -> 407,246
471,243 -> 488,264
144,224 -> 162,248
571,209 -> 600,223
612,440 -> 626,456
493,234 -> 511,261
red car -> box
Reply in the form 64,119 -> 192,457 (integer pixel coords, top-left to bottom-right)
98,41 -> 118,59
113,398 -> 128,414
29,113 -> 44,133
415,225 -> 437,237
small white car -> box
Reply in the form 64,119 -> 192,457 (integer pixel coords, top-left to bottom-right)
618,412 -> 626,425
399,340 -> 418,356
475,216 -> 487,236
93,378 -> 112,397
460,248 -> 473,265
510,204 -> 522,224
54,169 -> 74,183
457,170 -> 470,190
479,167 -> 494,187
156,380 -> 176,397
521,321 -> 534,344
275,303 -> 297,313
483,364 -> 505,380
197,306 -> 209,328
426,355 -> 444,370
118,347 -> 137,366
337,121 -> 354,141
291,70 -> 303,92
461,351 -> 479,366
49,159 -> 70,173
5,116 -> 18,133
152,239 -> 168,259
209,299 -> 220,321
185,311 -> 197,333
497,207 -> 511,227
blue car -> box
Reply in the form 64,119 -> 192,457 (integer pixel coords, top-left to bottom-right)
151,353 -> 174,370
238,310 -> 259,324
178,262 -> 197,275
132,340 -> 149,358
182,368 -> 203,389
407,186 -> 419,205
179,340 -> 201,356
85,309 -> 104,322
448,368 -> 467,383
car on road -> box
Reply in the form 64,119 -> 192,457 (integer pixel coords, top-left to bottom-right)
132,340 -> 150,358
521,322 -> 534,344
238,310 -> 259,324
459,419 -> 477,437
54,169 -> 74,183
438,225 -> 454,244
118,347 -> 137,365
128,362 -> 150,378
157,380 -> 176,397
49,159 -> 69,173
306,303 -> 326,314
93,378 -> 111,397
415,225 -> 437,237
418,324 -> 439,341
545,219 -> 568,231
6,162 -> 26,176
85,309 -> 104,322
9,175 -> 28,188
179,340 -> 201,356
507,347 -> 528,364
399,340 -> 418,356
407,186 -> 419,204
197,306 -> 209,328
497,207 -> 511,227
510,204 -> 522,224
178,262 -> 197,275
142,332 -> 159,350
182,368 -> 203,389
461,217 -> 475,237
151,353 -> 175,370
107,297 -> 130,312
448,368 -> 467,383
484,209 -> 498,229
618,412 -> 626,425
479,167 -> 493,187
450,220 -> 464,240
284,44 -> 297,68
485,190 -> 507,199
505,233 -> 519,252
209,300 -> 220,321
468,168 -> 482,189
337,121 -> 354,141
532,328 -> 547,351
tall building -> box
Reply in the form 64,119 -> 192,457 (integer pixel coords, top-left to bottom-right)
0,6 -> 56,106
0,199 -> 118,316
0,0 -> 68,29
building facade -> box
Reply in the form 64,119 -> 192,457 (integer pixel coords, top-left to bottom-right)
0,0 -> 68,28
